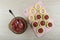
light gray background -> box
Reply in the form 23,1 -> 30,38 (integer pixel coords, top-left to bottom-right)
0,0 -> 60,40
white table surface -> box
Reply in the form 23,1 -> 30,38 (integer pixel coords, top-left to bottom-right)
0,0 -> 60,40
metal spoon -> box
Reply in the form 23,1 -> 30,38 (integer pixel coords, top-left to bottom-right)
9,10 -> 15,17
9,9 -> 19,24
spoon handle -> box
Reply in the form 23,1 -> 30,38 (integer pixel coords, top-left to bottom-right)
9,10 -> 15,17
